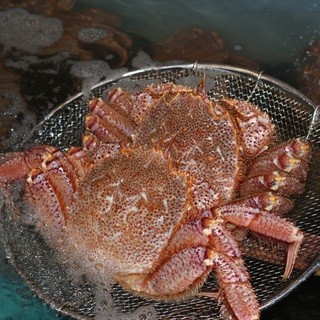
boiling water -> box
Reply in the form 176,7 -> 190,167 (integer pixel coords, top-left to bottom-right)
0,0 -> 320,319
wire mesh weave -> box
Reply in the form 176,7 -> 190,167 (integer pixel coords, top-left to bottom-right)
1,64 -> 319,320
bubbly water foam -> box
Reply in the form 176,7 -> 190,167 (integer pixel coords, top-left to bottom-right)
0,8 -> 63,53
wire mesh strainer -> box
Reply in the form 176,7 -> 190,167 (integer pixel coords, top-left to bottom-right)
0,63 -> 319,320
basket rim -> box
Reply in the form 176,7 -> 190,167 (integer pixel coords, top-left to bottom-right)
20,63 -> 318,149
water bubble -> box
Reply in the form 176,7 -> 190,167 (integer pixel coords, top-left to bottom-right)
234,44 -> 243,51
78,28 -> 109,43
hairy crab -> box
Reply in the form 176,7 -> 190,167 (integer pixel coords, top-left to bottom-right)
0,81 -> 311,320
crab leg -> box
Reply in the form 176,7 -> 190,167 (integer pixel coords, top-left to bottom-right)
86,98 -> 134,143
215,204 -> 303,279
116,246 -> 211,300
108,87 -> 133,116
203,218 -> 259,320
0,145 -> 57,182
248,138 -> 311,179
232,192 -> 294,215
116,217 -> 210,299
219,99 -> 274,158
117,215 -> 259,320
223,192 -> 295,262
240,171 -> 305,197
82,132 -> 120,164
240,139 -> 311,200
240,231 -> 320,270
204,251 -> 258,320
26,168 -> 67,227
224,192 -> 294,244
25,147 -> 87,224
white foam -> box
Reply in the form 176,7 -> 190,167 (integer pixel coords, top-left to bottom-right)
70,60 -> 127,98
41,225 -> 157,320
94,287 -> 157,320
4,52 -> 70,72
78,28 -> 109,43
131,50 -> 160,69
0,9 -> 63,53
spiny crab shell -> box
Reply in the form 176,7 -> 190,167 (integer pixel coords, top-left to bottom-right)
0,81 -> 312,320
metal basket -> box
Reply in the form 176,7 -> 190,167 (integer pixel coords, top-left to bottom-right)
1,63 -> 319,320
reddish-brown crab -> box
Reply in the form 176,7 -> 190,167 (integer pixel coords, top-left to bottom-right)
0,82 -> 311,320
